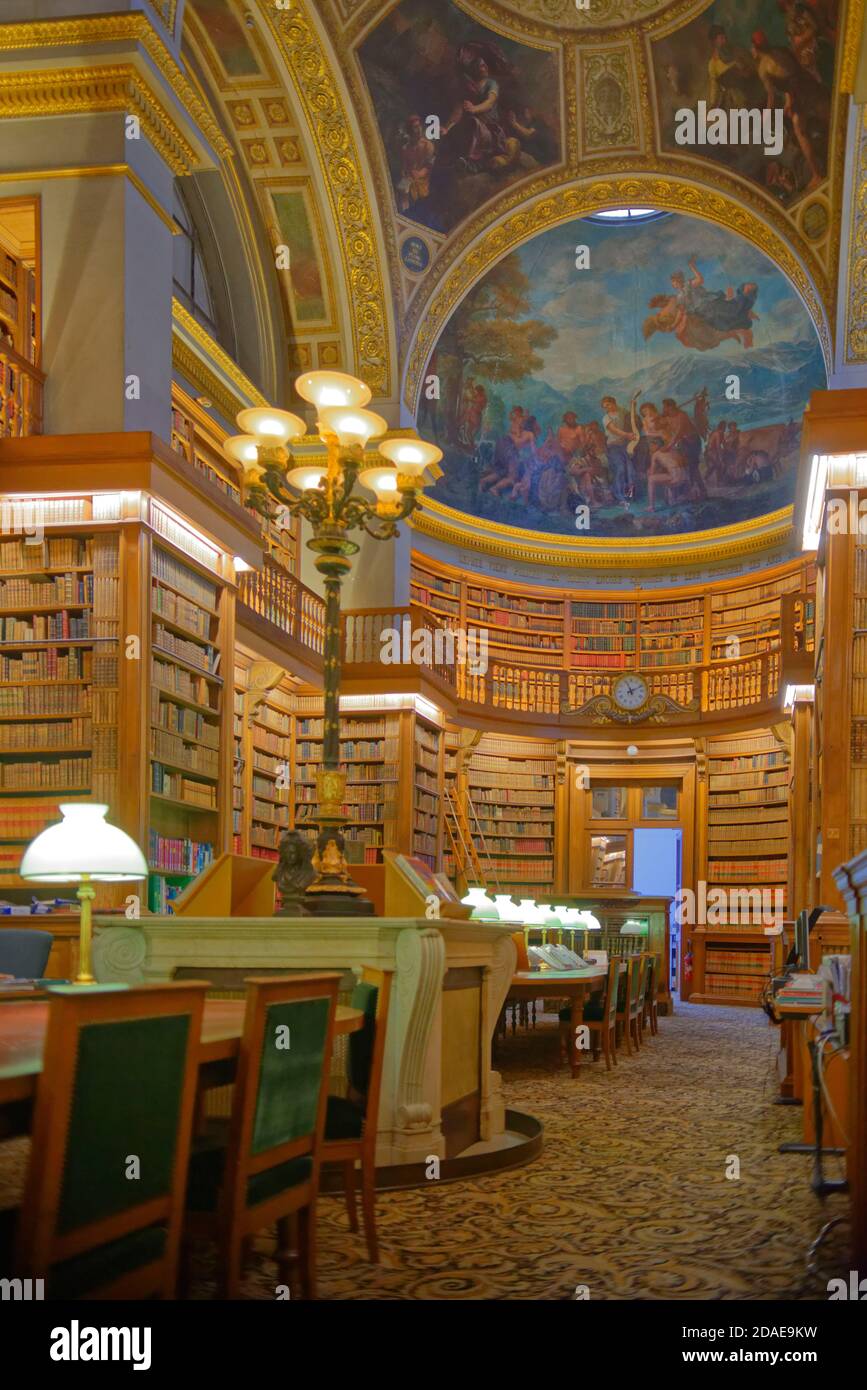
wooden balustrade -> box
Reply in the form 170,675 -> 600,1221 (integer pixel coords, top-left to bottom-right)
340,603 -> 794,725
0,343 -> 44,438
237,556 -> 325,655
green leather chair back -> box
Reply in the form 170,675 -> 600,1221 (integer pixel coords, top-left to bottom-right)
628,954 -> 644,1007
59,1013 -> 191,1234
251,996 -> 331,1155
606,958 -> 621,1026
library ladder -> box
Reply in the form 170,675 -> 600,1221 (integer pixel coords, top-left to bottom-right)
444,784 -> 499,894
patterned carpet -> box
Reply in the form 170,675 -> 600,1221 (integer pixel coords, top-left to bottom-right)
0,1000 -> 852,1299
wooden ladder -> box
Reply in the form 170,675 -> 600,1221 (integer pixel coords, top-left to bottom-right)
444,783 -> 499,894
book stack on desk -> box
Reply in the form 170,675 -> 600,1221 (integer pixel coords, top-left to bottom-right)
775,973 -> 825,1008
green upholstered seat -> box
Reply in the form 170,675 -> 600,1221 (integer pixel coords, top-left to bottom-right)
558,994 -> 604,1023
325,1094 -> 364,1141
347,981 -> 378,1099
186,1140 -> 312,1212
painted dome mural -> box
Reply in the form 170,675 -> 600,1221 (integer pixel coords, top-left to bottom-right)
417,211 -> 826,541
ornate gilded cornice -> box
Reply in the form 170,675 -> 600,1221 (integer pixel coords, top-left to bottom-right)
841,0 -> 866,92
148,1 -> 179,34
847,106 -> 867,362
402,173 -> 832,411
0,66 -> 199,175
0,12 -> 231,162
262,1 -> 392,397
172,299 -> 268,424
412,501 -> 794,570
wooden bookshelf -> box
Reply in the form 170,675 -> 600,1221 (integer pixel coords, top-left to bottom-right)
704,728 -> 789,933
570,600 -> 635,670
232,663 -> 245,855
466,734 -> 557,895
170,386 -> 242,507
248,682 -> 292,863
0,524 -> 119,904
411,710 -> 442,868
147,537 -> 224,912
688,926 -> 782,1006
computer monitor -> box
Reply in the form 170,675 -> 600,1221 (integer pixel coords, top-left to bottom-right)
794,910 -> 810,970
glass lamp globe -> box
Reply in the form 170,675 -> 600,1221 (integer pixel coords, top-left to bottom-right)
285,465 -> 326,492
358,465 -> 399,503
318,407 -> 387,449
295,371 -> 372,411
223,435 -> 261,470
461,887 -> 498,920
378,438 -> 443,479
236,407 -> 306,446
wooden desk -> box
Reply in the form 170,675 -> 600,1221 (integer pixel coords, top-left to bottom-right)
508,966 -> 607,1078
0,998 -> 363,1111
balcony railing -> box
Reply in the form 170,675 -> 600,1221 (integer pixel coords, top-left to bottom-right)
237,556 -> 325,656
341,604 -> 788,725
1,344 -> 44,439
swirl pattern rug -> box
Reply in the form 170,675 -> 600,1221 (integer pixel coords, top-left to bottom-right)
0,1001 -> 851,1299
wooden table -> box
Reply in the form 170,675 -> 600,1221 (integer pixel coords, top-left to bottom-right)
508,966 -> 607,1077
0,998 -> 364,1114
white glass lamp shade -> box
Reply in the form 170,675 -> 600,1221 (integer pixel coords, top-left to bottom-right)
295,371 -> 372,411
378,438 -> 443,479
223,434 -> 261,469
538,906 -> 561,928
461,886 -> 498,920
493,894 -> 523,923
285,465 -> 326,492
358,464 -> 399,502
236,408 -> 306,446
20,804 -> 148,883
517,898 -> 542,924
318,407 -> 387,449
574,911 -> 602,932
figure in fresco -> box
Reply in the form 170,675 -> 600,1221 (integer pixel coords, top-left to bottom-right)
644,257 -> 759,351
661,398 -> 707,499
706,25 -> 748,108
458,380 -> 488,450
397,115 -> 437,213
480,406 -> 535,495
601,395 -> 635,503
505,105 -> 558,166
440,47 -> 521,175
750,28 -> 830,189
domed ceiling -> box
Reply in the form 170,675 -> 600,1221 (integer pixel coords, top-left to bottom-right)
417,210 -> 826,541
179,0 -> 862,565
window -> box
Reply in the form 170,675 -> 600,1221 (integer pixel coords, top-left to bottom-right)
642,785 -> 679,820
173,186 -> 217,334
591,786 -> 627,819
584,208 -> 668,224
589,833 -> 627,888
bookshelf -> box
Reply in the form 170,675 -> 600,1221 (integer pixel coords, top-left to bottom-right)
170,386 -> 242,506
709,568 -> 810,663
232,665 -> 245,855
410,709 -> 443,868
443,726 -> 460,881
248,682 -> 292,863
0,521 -> 119,904
466,734 -> 556,895
638,598 -> 704,670
570,601 -> 635,670
689,927 -> 781,1006
466,583 -> 564,668
147,535 -> 224,913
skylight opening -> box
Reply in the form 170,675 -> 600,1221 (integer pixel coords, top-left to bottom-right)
585,208 -> 667,223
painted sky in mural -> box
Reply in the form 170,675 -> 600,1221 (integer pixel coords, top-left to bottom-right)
418,213 -> 826,540
652,0 -> 838,207
358,0 -> 561,235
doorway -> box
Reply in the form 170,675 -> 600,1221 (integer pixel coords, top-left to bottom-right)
633,827 -> 682,992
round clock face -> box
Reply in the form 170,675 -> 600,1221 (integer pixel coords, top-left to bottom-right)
613,675 -> 649,711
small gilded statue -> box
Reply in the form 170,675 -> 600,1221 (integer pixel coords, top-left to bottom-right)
273,830 -> 316,916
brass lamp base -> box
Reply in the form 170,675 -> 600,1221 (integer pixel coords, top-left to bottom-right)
304,825 -> 374,917
74,876 -> 97,986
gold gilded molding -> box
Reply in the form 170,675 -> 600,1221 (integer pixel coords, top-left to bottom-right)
847,106 -> 867,362
580,47 -> 640,155
262,1 -> 391,397
412,503 -> 794,570
0,66 -> 198,175
172,299 -> 268,422
403,175 -> 832,411
841,0 -> 866,93
0,13 -> 231,162
147,0 -> 179,32
0,163 -> 178,234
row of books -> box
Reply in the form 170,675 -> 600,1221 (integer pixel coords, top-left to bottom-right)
0,537 -> 91,571
0,574 -> 94,606
152,547 -> 218,611
252,799 -> 289,826
151,729 -> 219,777
151,581 -> 212,638
640,649 -> 702,668
151,697 -> 219,747
0,612 -> 92,641
708,805 -> 788,824
703,974 -> 765,997
469,771 -> 554,790
709,599 -> 778,626
641,599 -> 703,618
849,768 -> 867,823
709,733 -> 779,756
147,831 -> 214,875
0,756 -> 91,789
0,682 -> 88,715
708,752 -> 786,771
342,740 -> 396,760
572,635 -> 635,652
0,801 -> 64,840
709,787 -> 787,807
706,861 -> 786,882
252,729 -> 290,758
153,624 -> 219,674
708,770 -> 787,789
254,706 -> 291,735
151,763 -> 217,808
152,657 -> 216,710
0,717 -> 90,750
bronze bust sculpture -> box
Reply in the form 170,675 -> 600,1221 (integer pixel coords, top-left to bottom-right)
272,830 -> 316,916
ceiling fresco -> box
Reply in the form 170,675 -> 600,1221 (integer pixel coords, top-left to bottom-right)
178,0 -> 864,560
416,211 -> 826,540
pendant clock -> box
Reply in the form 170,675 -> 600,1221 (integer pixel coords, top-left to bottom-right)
612,675 -> 649,713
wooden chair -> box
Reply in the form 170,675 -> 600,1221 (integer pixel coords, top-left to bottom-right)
616,953 -> 645,1055
557,957 -> 621,1070
10,981 -> 208,1299
322,966 -> 393,1263
642,952 -> 660,1038
183,973 -> 338,1299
